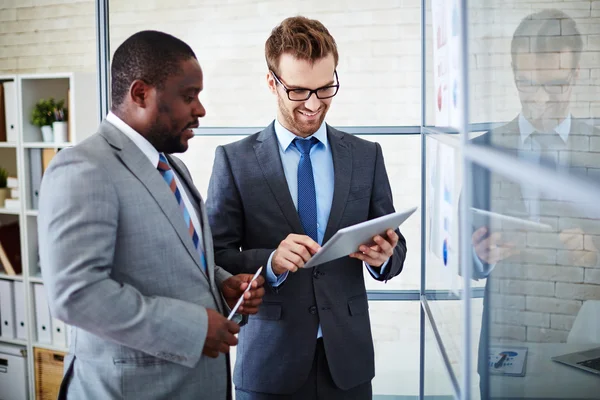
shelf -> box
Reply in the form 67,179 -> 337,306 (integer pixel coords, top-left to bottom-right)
0,142 -> 17,148
26,209 -> 39,217
23,142 -> 72,149
0,207 -> 20,215
29,276 -> 43,284
33,342 -> 68,353
0,273 -> 24,281
0,337 -> 28,347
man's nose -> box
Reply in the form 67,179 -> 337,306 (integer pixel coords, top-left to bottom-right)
304,93 -> 321,111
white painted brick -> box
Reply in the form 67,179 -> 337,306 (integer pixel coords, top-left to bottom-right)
557,250 -> 598,267
526,296 -> 582,315
565,19 -> 600,35
494,309 -> 550,328
490,294 -> 526,310
496,278 -> 555,296
0,9 -> 16,22
555,282 -> 600,300
584,268 -> 600,284
490,323 -> 526,342
510,248 -> 557,265
560,218 -> 600,235
584,235 -> 600,251
16,3 -> 93,19
527,326 -> 569,343
551,314 -> 577,331
1,0 -> 34,7
527,232 -> 583,250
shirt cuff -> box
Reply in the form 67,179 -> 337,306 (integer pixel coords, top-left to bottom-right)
365,258 -> 390,278
473,247 -> 495,278
266,251 -> 289,287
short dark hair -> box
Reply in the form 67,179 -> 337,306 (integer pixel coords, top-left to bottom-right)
511,9 -> 583,68
111,30 -> 197,107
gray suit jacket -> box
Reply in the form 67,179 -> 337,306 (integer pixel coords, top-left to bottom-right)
38,120 -> 233,399
206,122 -> 407,394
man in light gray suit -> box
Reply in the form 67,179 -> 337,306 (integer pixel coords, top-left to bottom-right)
38,30 -> 265,400
206,17 -> 407,399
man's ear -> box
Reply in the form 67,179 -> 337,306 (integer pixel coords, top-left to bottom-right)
130,80 -> 149,108
266,71 -> 277,95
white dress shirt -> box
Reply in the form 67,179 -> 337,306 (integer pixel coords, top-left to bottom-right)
105,112 -> 203,246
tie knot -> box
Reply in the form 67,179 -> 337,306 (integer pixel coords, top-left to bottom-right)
157,153 -> 171,172
293,137 -> 319,155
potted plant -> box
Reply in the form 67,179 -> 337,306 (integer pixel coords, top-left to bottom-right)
0,167 -> 8,208
52,101 -> 68,143
31,98 -> 58,142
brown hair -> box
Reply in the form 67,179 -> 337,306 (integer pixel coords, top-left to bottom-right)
265,16 -> 339,75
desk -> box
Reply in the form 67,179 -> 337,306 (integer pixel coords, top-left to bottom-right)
489,343 -> 600,399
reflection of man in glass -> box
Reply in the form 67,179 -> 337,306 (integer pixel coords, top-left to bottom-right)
471,9 -> 600,399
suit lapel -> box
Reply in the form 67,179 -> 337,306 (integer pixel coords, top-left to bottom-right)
323,126 -> 352,243
253,123 -> 304,234
99,122 -> 208,280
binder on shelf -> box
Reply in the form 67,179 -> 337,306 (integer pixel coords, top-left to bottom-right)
42,148 -> 58,173
33,283 -> 52,344
52,318 -> 67,348
0,279 -> 16,339
29,148 -> 43,209
13,281 -> 27,340
2,81 -> 17,143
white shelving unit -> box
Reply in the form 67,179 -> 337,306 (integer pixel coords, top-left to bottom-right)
0,72 -> 98,399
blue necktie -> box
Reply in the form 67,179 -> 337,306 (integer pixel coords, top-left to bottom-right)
293,137 -> 319,242
157,153 -> 207,272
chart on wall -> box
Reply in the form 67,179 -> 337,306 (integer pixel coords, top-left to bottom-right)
431,0 -> 463,129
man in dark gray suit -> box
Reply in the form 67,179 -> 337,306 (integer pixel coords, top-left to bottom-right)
206,16 -> 407,400
38,31 -> 265,399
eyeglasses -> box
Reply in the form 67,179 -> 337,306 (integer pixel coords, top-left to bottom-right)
515,71 -> 575,94
270,70 -> 340,101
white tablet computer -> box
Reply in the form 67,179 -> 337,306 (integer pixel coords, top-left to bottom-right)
303,206 -> 418,269
471,207 -> 552,231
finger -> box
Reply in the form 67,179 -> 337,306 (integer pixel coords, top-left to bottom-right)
293,235 -> 321,255
242,296 -> 264,308
203,349 -> 219,358
218,343 -> 231,354
226,321 -> 241,335
286,242 -> 312,262
386,229 -> 399,245
287,252 -> 305,268
275,257 -> 299,273
222,331 -> 238,347
472,226 -> 488,244
372,235 -> 393,256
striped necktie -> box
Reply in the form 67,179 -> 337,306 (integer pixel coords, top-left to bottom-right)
157,153 -> 207,271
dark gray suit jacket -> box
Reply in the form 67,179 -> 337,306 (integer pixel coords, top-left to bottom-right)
206,122 -> 407,394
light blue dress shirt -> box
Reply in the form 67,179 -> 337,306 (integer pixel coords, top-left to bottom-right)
265,118 -> 388,338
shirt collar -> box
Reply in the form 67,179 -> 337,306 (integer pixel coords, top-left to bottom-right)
105,111 -> 160,167
518,113 -> 571,144
274,118 -> 328,152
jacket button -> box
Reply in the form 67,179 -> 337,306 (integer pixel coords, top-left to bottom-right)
308,306 -> 318,315
313,269 -> 319,279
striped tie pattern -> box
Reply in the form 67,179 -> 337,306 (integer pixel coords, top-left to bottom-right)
157,153 -> 207,272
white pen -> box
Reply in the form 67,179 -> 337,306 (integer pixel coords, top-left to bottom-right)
227,266 -> 263,320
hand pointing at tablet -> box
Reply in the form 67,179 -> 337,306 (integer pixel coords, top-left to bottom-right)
271,234 -> 321,275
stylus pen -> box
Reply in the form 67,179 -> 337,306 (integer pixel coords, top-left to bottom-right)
227,266 -> 263,320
